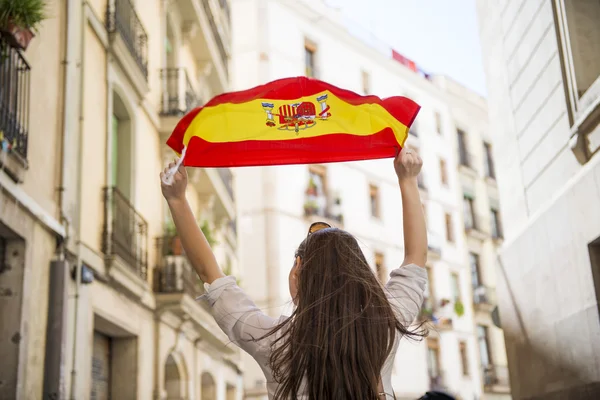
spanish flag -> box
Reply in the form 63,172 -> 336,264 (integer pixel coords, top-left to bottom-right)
167,77 -> 420,167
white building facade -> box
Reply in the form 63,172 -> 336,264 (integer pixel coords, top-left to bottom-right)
476,0 -> 600,399
229,0 -> 510,399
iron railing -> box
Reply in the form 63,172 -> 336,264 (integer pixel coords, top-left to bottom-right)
153,237 -> 204,297
102,187 -> 148,279
473,285 -> 497,306
0,37 -> 30,160
464,212 -> 485,233
483,365 -> 510,390
106,0 -> 149,78
202,0 -> 228,71
160,68 -> 199,116
217,168 -> 234,201
428,372 -> 446,392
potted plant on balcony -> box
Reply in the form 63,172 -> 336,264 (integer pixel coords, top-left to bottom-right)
165,220 -> 183,256
303,199 -> 319,216
306,176 -> 318,196
0,0 -> 47,50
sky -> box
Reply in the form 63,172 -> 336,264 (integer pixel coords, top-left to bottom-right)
326,0 -> 488,97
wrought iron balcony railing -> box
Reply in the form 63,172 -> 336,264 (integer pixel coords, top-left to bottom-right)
103,187 -> 148,279
0,37 -> 30,160
153,237 -> 204,297
202,0 -> 228,72
428,372 -> 447,392
106,0 -> 149,78
473,285 -> 497,307
483,365 -> 510,391
160,68 -> 200,116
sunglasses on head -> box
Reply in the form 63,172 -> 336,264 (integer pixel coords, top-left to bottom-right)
308,221 -> 331,234
295,222 -> 332,259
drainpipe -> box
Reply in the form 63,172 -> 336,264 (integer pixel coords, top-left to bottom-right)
68,0 -> 86,398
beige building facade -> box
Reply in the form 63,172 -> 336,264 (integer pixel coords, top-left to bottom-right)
476,0 -> 600,399
1,0 -> 240,399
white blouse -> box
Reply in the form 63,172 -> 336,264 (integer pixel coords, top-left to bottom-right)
199,264 -> 428,399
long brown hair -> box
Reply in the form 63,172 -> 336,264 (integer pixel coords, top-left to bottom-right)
261,228 -> 426,399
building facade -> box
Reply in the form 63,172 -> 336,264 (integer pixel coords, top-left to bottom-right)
0,0 -> 240,399
230,0 -> 510,399
476,0 -> 600,399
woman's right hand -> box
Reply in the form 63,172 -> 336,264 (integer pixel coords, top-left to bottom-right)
394,148 -> 423,182
160,161 -> 188,203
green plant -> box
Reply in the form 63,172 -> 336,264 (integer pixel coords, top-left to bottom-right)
0,0 -> 47,31
454,299 -> 465,317
164,219 -> 177,237
200,220 -> 218,247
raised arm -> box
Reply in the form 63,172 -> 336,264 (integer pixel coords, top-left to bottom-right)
160,162 -> 225,283
394,149 -> 427,267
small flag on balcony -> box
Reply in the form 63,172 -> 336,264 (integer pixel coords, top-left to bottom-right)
166,77 -> 420,167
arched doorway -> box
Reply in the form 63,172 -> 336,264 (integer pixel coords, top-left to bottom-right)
164,353 -> 187,399
201,372 -> 216,400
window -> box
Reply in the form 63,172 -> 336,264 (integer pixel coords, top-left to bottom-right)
439,159 -> 448,186
369,184 -> 380,218
483,142 -> 496,179
477,325 -> 492,367
361,70 -> 370,95
435,112 -> 442,134
457,129 -> 469,167
427,338 -> 441,378
469,253 -> 482,288
304,40 -> 317,77
459,341 -> 470,376
589,236 -> 600,309
463,196 -> 476,230
490,208 -> 503,239
554,0 -> 600,102
445,213 -> 454,243
308,165 -> 327,216
375,252 -> 386,282
451,272 -> 461,302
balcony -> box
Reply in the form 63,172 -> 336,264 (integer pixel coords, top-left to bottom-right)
458,150 -> 477,178
106,0 -> 149,95
102,187 -> 148,281
427,231 -> 442,260
483,365 -> 510,393
473,285 -> 497,312
160,68 -> 200,117
464,215 -> 488,241
429,372 -> 447,392
153,237 -> 204,298
0,37 -> 30,166
153,236 -> 235,352
201,0 -> 228,73
420,300 -> 453,331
